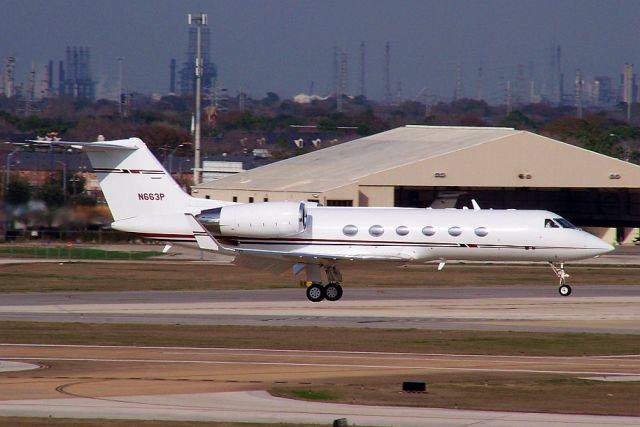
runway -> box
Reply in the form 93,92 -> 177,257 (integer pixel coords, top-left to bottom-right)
1,285 -> 639,333
0,344 -> 639,426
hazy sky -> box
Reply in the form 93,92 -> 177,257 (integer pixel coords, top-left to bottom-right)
2,0 -> 639,102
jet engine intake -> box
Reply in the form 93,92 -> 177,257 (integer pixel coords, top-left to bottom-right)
197,201 -> 307,238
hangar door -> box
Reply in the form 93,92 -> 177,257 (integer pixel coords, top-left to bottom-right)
394,186 -> 640,227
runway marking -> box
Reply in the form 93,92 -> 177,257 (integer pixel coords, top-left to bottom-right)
1,343 -> 637,360
161,351 -> 639,367
0,357 -> 637,377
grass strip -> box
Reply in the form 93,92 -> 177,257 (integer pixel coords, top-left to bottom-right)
0,247 -> 159,260
271,372 -> 640,416
0,321 -> 639,356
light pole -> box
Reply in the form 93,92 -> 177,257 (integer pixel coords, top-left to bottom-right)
5,146 -> 21,197
117,57 -> 124,118
188,13 -> 207,186
169,143 -> 191,174
55,160 -> 67,202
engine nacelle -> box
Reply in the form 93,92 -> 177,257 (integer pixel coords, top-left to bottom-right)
197,201 -> 307,238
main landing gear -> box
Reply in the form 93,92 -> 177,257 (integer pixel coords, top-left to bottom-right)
306,282 -> 343,302
304,265 -> 344,302
549,262 -> 571,296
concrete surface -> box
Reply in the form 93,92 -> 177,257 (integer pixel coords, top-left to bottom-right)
1,285 -> 639,333
0,390 -> 639,426
0,360 -> 38,373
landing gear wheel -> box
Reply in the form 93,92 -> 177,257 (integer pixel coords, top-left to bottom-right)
306,283 -> 325,302
325,283 -> 343,301
558,284 -> 572,297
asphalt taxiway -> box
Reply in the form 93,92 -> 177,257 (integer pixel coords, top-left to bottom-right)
0,344 -> 639,426
0,285 -> 639,333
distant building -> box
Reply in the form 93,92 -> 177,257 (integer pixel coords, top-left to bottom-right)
200,154 -> 275,183
591,76 -> 614,107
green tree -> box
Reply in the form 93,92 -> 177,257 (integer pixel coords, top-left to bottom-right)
5,176 -> 31,205
262,92 -> 280,106
38,177 -> 65,209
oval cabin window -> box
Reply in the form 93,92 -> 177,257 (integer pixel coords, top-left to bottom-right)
396,226 -> 409,236
343,225 -> 358,236
448,226 -> 462,237
422,226 -> 435,236
369,225 -> 384,236
475,227 -> 488,237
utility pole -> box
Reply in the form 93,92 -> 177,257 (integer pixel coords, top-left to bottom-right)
118,57 -> 124,117
359,41 -> 365,98
384,42 -> 391,105
189,13 -> 207,186
575,69 -> 583,119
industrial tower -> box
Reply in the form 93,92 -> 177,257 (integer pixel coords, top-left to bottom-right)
61,46 -> 95,100
359,41 -> 365,98
179,23 -> 217,97
384,42 -> 391,104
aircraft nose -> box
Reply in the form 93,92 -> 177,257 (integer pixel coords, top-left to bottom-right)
587,233 -> 614,255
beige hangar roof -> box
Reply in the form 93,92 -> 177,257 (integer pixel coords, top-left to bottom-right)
195,125 -> 640,192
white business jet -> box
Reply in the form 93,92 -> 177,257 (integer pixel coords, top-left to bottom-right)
33,137 -> 613,302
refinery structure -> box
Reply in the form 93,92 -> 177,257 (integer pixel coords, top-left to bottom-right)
0,26 -> 638,118
1,46 -> 95,104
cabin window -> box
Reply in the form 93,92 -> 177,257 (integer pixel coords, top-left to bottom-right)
554,218 -> 576,229
474,227 -> 488,237
544,218 -> 560,228
448,226 -> 462,236
396,226 -> 410,236
369,225 -> 384,236
422,226 -> 435,236
343,225 -> 358,236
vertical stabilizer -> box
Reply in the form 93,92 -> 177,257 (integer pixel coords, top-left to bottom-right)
84,138 -> 191,221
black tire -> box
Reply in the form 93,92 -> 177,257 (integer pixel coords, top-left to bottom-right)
325,283 -> 343,301
306,283 -> 325,302
558,284 -> 572,296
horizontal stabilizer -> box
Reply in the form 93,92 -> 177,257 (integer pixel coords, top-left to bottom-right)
184,214 -> 220,251
25,139 -> 138,151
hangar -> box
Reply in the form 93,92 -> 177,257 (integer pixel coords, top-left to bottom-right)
193,125 -> 640,242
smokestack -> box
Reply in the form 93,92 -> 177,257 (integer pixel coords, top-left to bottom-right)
384,42 -> 391,104
170,58 -> 176,94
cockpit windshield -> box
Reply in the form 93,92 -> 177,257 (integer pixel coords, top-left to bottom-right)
545,218 -> 576,229
554,218 -> 576,229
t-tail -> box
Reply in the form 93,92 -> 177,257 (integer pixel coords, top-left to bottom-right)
40,137 -> 227,242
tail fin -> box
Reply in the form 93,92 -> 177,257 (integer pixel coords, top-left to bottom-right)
76,138 -> 191,221
85,138 -> 191,221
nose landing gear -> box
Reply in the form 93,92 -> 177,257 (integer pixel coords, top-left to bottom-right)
549,262 -> 572,296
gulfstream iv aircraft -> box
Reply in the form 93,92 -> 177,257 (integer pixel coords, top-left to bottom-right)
35,137 -> 613,302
